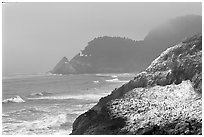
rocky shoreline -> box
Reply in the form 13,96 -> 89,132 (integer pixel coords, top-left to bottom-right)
71,34 -> 202,135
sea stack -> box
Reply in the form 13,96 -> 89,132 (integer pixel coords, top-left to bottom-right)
50,57 -> 76,74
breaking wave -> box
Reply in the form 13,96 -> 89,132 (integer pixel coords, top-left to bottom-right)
46,73 -> 64,76
93,80 -> 100,84
2,112 -> 71,135
28,91 -> 52,97
95,74 -> 117,78
96,73 -> 134,78
27,93 -> 107,101
105,78 -> 129,83
2,96 -> 25,103
111,75 -> 118,78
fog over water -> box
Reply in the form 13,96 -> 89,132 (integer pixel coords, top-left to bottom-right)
2,2 -> 201,75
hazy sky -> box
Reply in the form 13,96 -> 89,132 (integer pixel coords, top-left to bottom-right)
2,2 -> 202,75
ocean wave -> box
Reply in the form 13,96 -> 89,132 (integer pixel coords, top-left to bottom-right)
27,93 -> 108,101
95,74 -> 118,78
2,96 -> 25,103
28,91 -> 52,97
70,103 -> 96,115
3,73 -> 48,80
4,107 -> 49,123
93,80 -> 100,84
2,112 -> 71,135
95,73 -> 112,77
9,107 -> 48,115
96,73 -> 135,78
115,73 -> 135,77
46,73 -> 63,76
105,78 -> 129,83
2,114 -> 9,117
111,75 -> 118,78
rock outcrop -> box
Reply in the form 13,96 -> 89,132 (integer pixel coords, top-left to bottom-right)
50,15 -> 201,75
71,34 -> 202,135
50,57 -> 76,74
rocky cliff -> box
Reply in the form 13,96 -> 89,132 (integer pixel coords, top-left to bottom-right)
71,34 -> 202,135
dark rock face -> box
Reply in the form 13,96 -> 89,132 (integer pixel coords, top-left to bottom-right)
51,15 -> 201,74
50,57 -> 76,74
71,34 -> 202,135
72,107 -> 126,135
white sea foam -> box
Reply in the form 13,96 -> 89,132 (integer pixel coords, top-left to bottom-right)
116,73 -> 136,77
96,73 -> 135,78
93,80 -> 100,84
2,114 -> 9,117
46,73 -> 64,76
95,74 -> 111,77
2,112 -> 71,135
9,107 -> 48,115
2,96 -> 25,103
96,73 -> 117,78
105,78 -> 129,83
28,91 -> 52,97
111,75 -> 118,78
27,93 -> 107,101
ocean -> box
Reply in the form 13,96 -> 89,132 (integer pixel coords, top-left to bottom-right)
2,73 -> 135,135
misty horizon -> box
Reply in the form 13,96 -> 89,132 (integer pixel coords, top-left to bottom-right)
2,2 -> 202,135
2,2 -> 202,75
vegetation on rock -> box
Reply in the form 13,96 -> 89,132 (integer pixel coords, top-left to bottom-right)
71,34 -> 202,135
51,15 -> 201,74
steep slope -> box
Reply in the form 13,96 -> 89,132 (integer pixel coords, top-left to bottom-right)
50,57 -> 76,74
71,34 -> 202,135
50,15 -> 201,74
